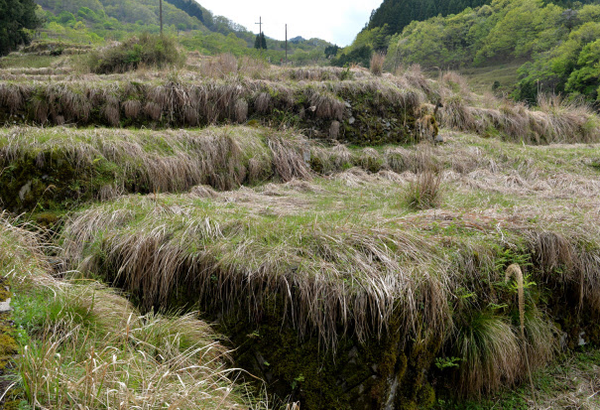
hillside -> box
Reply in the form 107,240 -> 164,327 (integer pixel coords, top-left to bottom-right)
364,0 -> 600,45
383,0 -> 600,105
32,0 -> 334,64
0,42 -> 600,409
365,0 -> 489,37
332,0 -> 599,108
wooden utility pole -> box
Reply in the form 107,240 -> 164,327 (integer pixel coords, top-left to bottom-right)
160,0 -> 163,35
285,24 -> 288,64
255,16 -> 262,37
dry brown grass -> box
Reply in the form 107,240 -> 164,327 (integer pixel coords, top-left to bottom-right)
0,55 -> 598,145
403,170 -> 443,210
370,52 -> 386,76
61,191 -> 449,349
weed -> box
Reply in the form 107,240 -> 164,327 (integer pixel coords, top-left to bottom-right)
403,171 -> 443,210
370,52 -> 386,77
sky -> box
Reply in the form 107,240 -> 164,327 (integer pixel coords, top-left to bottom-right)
196,0 -> 384,46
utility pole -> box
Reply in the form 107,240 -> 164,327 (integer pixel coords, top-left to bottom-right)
285,24 -> 288,64
255,16 -> 262,38
159,0 -> 163,35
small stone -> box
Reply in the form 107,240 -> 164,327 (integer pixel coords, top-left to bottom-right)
349,117 -> 355,125
578,331 -> 586,346
19,181 -> 32,201
0,298 -> 12,313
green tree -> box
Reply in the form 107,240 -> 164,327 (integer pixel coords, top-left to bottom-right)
0,0 -> 41,56
565,39 -> 600,99
254,32 -> 266,49
324,44 -> 339,58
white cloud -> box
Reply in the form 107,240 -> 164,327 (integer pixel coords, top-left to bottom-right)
196,0 -> 383,46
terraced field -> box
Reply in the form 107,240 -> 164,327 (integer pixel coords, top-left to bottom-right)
1,50 -> 600,410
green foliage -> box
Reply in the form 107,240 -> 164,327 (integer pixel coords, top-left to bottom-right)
164,0 -> 203,22
87,33 -> 184,73
330,25 -> 391,66
324,44 -> 340,58
435,356 -> 462,370
513,17 -> 600,103
474,0 -> 563,63
331,45 -> 373,67
0,0 -> 41,56
565,39 -> 600,100
385,0 -> 600,103
254,32 -> 267,50
366,0 -> 489,37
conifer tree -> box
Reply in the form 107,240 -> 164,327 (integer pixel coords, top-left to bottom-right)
254,32 -> 267,50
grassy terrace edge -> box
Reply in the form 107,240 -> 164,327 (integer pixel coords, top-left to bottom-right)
55,140 -> 600,408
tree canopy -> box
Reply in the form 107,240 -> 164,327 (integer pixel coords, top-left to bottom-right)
0,0 -> 40,56
384,0 -> 600,104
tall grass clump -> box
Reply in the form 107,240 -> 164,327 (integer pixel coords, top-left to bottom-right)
454,311 -> 521,396
87,34 -> 184,74
370,52 -> 386,76
403,171 -> 443,210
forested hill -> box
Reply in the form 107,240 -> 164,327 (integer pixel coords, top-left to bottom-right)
366,0 -> 600,38
30,0 -> 334,64
35,0 -> 227,34
366,0 -> 488,35
385,0 -> 600,104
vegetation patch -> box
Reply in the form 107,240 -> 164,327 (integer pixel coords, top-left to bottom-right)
0,126 -> 311,213
87,34 -> 185,74
0,72 -> 422,145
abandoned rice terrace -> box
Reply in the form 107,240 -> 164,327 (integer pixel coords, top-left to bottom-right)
1,48 -> 600,410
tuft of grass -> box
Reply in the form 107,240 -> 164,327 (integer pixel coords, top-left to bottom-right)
454,311 -> 521,396
403,171 -> 443,210
370,52 -> 386,76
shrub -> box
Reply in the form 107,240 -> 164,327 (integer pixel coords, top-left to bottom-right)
87,33 -> 184,74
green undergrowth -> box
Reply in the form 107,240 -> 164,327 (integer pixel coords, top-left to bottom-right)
0,214 -> 266,409
57,133 -> 600,408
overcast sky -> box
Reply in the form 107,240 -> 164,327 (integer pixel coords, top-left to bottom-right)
197,0 -> 384,46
